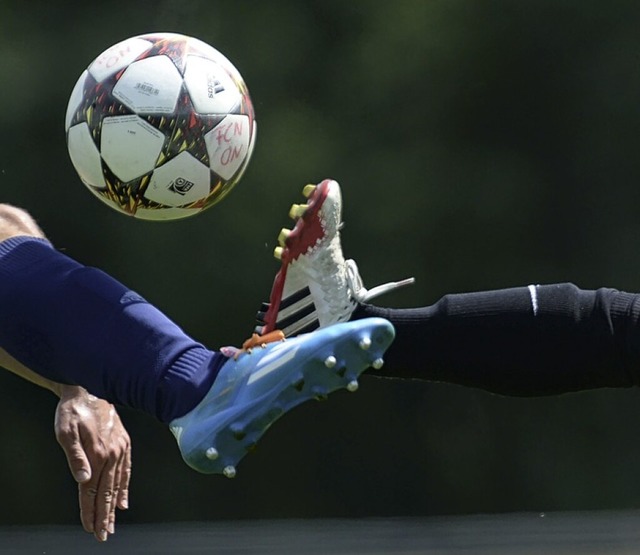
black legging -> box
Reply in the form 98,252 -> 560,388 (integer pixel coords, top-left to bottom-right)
355,283 -> 640,396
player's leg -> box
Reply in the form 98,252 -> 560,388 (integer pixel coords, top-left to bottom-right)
353,284 -> 640,395
256,179 -> 640,396
0,225 -> 395,475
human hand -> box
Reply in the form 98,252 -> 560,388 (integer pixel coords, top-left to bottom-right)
54,385 -> 131,542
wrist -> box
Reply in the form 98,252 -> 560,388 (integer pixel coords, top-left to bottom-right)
58,384 -> 89,400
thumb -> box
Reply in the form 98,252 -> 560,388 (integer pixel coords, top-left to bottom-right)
74,466 -> 92,484
61,440 -> 92,483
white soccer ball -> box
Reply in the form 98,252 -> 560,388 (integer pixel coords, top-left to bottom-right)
65,33 -> 256,220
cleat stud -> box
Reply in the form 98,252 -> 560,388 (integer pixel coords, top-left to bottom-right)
372,358 -> 384,370
205,447 -> 219,460
347,379 -> 359,392
289,203 -> 308,219
223,465 -> 236,479
312,386 -> 329,401
324,355 -> 337,368
278,228 -> 291,246
359,336 -> 372,350
302,184 -> 317,198
231,424 -> 246,441
274,246 -> 284,260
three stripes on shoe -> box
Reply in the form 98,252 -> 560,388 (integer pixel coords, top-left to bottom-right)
256,286 -> 319,337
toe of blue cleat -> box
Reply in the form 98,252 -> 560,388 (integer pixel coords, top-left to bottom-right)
170,317 -> 395,475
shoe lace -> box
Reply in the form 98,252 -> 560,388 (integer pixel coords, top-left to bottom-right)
222,330 -> 286,360
345,259 -> 415,303
242,329 -> 286,350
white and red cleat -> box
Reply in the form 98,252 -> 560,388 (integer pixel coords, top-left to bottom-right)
256,179 -> 414,337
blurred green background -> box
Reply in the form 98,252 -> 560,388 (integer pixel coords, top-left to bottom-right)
3,0 -> 640,526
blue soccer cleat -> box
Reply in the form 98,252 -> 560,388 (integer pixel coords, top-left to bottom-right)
169,317 -> 395,476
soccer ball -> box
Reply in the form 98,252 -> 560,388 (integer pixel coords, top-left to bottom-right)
65,32 -> 256,221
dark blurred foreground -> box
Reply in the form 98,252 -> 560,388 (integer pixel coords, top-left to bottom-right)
3,512 -> 640,555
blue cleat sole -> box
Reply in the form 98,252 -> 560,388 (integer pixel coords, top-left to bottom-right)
170,317 -> 395,476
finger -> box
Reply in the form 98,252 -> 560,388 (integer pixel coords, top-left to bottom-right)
93,452 -> 118,542
78,480 -> 99,535
108,453 -> 126,534
117,441 -> 132,510
57,427 -> 92,484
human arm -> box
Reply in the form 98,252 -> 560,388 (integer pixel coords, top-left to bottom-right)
0,348 -> 131,542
